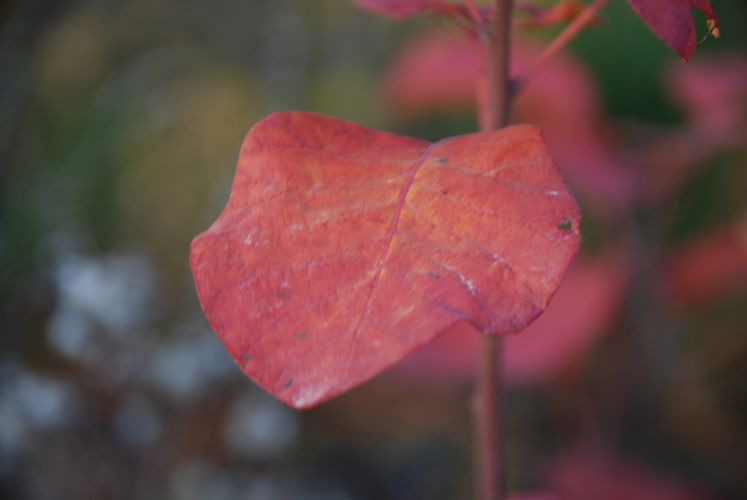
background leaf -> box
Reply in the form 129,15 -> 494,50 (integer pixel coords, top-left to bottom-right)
626,0 -> 719,61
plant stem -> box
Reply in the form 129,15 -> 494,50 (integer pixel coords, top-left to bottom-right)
474,2 -> 513,500
485,0 -> 513,131
516,0 -> 607,92
475,334 -> 504,500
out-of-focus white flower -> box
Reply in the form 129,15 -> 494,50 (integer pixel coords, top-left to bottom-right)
223,391 -> 299,460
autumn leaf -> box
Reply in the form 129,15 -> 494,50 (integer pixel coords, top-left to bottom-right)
190,112 -> 580,409
626,0 -> 719,61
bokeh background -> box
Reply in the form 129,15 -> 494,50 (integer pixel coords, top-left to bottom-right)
1,0 -> 746,499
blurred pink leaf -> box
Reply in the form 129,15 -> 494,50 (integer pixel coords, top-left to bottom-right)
660,219 -> 747,309
383,31 -> 484,117
667,55 -> 747,139
546,447 -> 714,500
397,252 -> 629,386
624,55 -> 747,203
382,30 -> 635,214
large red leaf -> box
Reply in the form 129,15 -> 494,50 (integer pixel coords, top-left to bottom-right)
626,0 -> 719,61
190,112 -> 580,409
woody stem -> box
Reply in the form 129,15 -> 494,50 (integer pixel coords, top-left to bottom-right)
473,2 -> 513,500
475,334 -> 505,500
485,0 -> 513,131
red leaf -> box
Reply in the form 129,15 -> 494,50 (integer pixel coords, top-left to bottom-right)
190,112 -> 580,409
354,0 -> 469,20
626,0 -> 719,61
396,252 -> 627,385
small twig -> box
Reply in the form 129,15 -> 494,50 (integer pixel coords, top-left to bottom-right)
514,0 -> 607,93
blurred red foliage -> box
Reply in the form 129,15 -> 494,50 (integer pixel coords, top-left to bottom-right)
545,447 -> 714,500
382,29 -> 635,215
667,55 -> 747,140
660,219 -> 747,309
398,251 -> 629,385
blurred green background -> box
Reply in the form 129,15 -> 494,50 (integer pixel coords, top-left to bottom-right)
1,1 -> 746,499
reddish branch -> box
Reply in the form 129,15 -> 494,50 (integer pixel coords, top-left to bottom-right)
475,335 -> 505,500
485,0 -> 513,131
474,2 -> 513,500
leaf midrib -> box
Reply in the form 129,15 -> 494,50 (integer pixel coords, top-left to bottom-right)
341,141 -> 440,376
